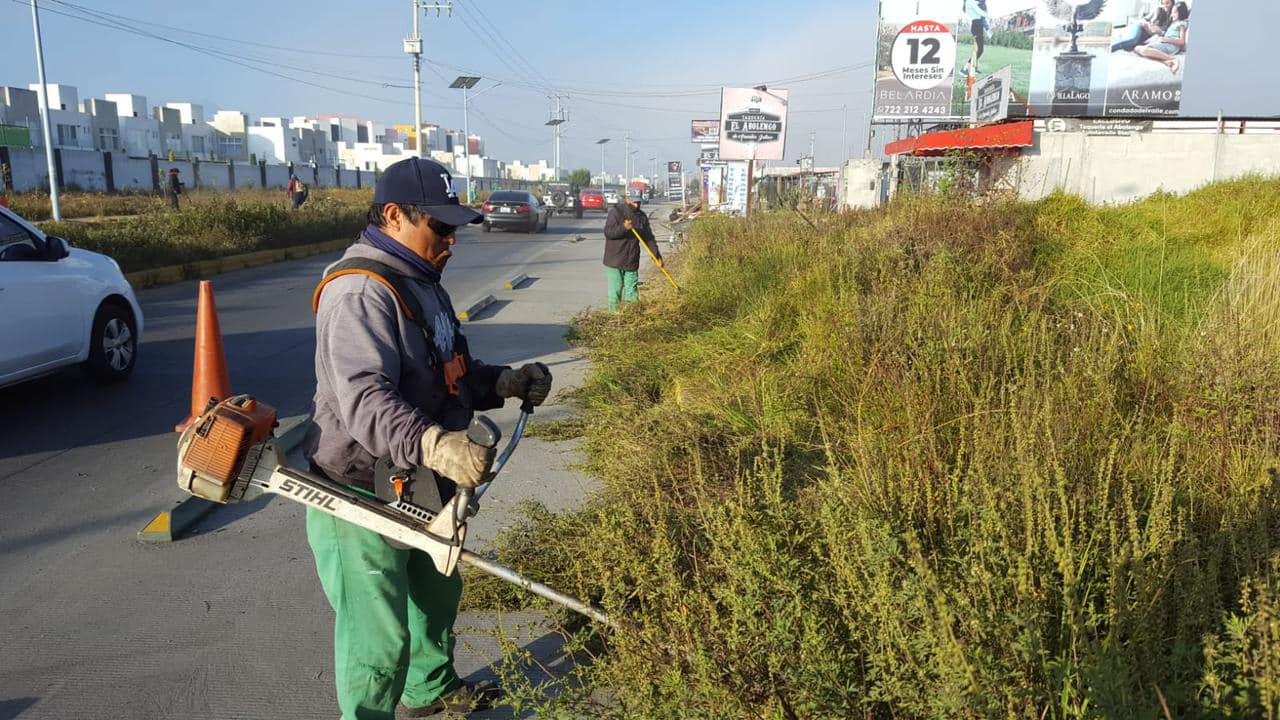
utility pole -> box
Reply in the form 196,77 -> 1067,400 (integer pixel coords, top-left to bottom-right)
841,104 -> 847,161
623,132 -> 630,183
30,0 -> 60,220
406,1 -> 452,158
545,96 -> 566,181
809,130 -> 816,165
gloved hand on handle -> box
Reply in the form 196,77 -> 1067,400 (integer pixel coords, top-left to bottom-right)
419,425 -> 496,488
496,362 -> 553,406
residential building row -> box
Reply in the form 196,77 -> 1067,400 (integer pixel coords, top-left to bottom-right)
0,82 -> 557,182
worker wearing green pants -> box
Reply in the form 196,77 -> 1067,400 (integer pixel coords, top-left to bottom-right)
306,158 -> 553,718
306,508 -> 462,717
603,194 -> 661,312
605,267 -> 639,311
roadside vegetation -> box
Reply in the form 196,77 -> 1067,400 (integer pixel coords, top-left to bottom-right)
22,188 -> 372,273
476,178 -> 1280,718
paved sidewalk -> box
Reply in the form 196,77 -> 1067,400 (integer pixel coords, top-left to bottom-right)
0,204 -> 674,720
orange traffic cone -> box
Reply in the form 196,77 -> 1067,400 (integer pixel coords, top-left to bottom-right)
175,280 -> 232,432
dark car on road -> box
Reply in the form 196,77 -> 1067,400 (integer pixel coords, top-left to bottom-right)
481,190 -> 550,233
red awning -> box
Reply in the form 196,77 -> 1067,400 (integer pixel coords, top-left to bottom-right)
885,121 -> 1034,157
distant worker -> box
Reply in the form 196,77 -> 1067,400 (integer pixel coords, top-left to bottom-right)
166,167 -> 183,210
602,192 -> 661,312
288,175 -> 309,210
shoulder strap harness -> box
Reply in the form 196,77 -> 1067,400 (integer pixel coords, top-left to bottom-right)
313,257 -> 469,396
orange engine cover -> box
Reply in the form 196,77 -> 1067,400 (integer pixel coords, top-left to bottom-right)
181,395 -> 278,489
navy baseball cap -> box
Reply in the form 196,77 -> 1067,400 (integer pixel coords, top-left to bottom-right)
373,157 -> 483,225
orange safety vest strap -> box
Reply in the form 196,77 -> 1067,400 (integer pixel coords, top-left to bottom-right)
312,269 -> 417,322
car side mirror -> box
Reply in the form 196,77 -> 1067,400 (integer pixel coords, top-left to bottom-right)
47,236 -> 70,260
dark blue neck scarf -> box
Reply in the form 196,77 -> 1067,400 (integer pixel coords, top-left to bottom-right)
360,224 -> 441,283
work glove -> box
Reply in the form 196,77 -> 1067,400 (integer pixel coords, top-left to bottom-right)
419,425 -> 495,488
496,362 -> 553,406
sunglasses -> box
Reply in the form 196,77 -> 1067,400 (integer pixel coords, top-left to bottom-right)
426,217 -> 460,238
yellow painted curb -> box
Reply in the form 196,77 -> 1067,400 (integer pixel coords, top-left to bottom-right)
125,237 -> 351,289
139,511 -> 170,538
457,294 -> 496,322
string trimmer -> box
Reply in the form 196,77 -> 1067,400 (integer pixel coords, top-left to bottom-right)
175,394 -> 611,626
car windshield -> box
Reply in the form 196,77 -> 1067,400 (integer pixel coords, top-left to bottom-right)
489,191 -> 526,202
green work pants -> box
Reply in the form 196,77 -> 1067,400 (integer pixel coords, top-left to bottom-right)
306,507 -> 463,720
605,267 -> 639,312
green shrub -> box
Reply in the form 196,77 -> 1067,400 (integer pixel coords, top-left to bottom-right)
480,179 -> 1280,718
42,189 -> 371,272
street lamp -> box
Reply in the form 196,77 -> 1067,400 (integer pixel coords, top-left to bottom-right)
450,75 -> 480,203
29,0 -> 60,220
596,138 -> 609,195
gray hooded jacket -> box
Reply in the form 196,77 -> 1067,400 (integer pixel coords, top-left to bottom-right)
303,241 -> 506,490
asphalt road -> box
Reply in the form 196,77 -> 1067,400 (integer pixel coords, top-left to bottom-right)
0,206 -> 664,720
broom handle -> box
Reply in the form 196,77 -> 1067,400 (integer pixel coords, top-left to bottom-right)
630,226 -> 680,290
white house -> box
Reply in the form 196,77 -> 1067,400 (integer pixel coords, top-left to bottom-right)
28,83 -> 93,150
166,102 -> 216,160
81,98 -> 121,153
507,159 -> 554,182
105,92 -> 162,157
209,110 -> 250,162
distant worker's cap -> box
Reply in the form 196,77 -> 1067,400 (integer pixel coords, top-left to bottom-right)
373,157 -> 482,225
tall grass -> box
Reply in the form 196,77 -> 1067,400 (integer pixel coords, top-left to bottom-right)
33,188 -> 372,273
479,179 -> 1280,718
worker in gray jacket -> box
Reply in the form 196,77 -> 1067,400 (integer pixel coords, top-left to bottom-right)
304,157 -> 552,719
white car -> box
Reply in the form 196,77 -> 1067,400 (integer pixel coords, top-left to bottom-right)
604,190 -> 621,205
0,206 -> 144,389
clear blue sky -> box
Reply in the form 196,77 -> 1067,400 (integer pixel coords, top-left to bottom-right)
1,0 -> 1275,174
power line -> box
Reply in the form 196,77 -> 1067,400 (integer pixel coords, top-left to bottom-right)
453,0 -> 558,95
29,0 -> 406,105
43,0 -> 403,59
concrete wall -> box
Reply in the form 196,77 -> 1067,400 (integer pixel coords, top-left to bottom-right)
265,163 -> 291,188
61,148 -> 107,191
840,159 -> 882,210
5,145 -> 441,194
1017,132 -> 1280,204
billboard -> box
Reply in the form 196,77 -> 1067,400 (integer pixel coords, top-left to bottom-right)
874,0 -> 959,120
691,120 -> 720,143
667,161 -> 684,204
971,66 -> 1013,123
875,0 -> 1201,121
718,87 -> 789,161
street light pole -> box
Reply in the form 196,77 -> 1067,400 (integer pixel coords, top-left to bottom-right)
30,0 -> 61,221
596,138 -> 609,195
623,132 -> 630,183
449,75 -> 482,203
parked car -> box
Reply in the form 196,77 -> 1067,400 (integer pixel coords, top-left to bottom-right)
0,205 -> 144,389
604,190 -> 621,205
481,190 -> 550,233
579,191 -> 606,211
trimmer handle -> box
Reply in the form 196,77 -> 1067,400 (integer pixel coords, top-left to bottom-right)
467,415 -> 501,449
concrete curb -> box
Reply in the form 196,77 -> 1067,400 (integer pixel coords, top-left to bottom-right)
137,413 -> 312,543
457,294 -> 496,322
125,238 -> 351,290
503,273 -> 529,290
